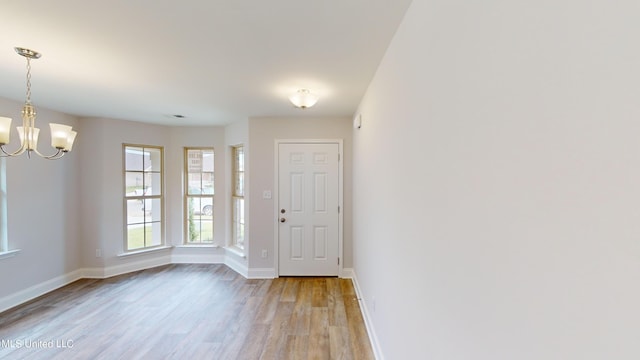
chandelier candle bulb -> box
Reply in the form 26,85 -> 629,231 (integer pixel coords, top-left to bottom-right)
50,124 -> 73,149
17,126 -> 40,150
0,117 -> 11,144
64,131 -> 77,152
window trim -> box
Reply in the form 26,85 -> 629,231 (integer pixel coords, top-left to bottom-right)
123,144 -> 165,252
0,157 -> 20,260
231,145 -> 245,251
0,249 -> 21,260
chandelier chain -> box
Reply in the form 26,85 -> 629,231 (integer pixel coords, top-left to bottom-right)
25,57 -> 32,103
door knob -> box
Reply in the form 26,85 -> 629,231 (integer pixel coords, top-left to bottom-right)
280,218 -> 286,223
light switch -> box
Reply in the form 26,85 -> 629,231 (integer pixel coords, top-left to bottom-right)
263,190 -> 272,199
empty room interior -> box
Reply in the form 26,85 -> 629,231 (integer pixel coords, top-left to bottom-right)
1,1 -> 639,359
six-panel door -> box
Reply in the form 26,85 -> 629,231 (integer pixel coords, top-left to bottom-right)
278,143 -> 340,276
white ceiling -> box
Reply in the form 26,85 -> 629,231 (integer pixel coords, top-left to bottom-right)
0,0 -> 412,126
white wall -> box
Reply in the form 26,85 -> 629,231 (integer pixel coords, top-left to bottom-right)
0,98 -> 80,300
249,117 -> 353,272
353,0 -> 640,359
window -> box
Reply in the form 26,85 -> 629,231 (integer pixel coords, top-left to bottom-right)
231,145 -> 245,249
184,148 -> 214,244
123,145 -> 164,251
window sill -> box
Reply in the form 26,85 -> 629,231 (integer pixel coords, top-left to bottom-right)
0,249 -> 21,260
225,246 -> 246,258
118,246 -> 173,258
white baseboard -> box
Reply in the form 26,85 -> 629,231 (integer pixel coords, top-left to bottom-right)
104,255 -> 172,278
224,254 -> 248,278
79,267 -> 107,279
351,270 -> 384,360
78,255 -> 173,279
247,268 -> 276,279
0,269 -> 84,314
341,267 -> 354,279
171,253 -> 225,264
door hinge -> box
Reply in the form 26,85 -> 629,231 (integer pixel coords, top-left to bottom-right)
338,153 -> 341,161
338,206 -> 340,213
338,257 -> 340,265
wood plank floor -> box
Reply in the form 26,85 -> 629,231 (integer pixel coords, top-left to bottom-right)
0,264 -> 374,360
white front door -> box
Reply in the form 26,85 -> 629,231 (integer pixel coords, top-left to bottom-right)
278,142 -> 340,276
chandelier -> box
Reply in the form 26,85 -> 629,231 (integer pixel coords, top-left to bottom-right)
0,47 -> 77,159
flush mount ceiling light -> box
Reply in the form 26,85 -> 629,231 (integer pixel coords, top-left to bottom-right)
0,47 -> 77,159
289,89 -> 319,109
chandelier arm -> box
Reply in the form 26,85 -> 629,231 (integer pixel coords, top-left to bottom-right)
31,147 -> 65,160
44,150 -> 66,160
0,145 -> 11,157
0,143 -> 27,157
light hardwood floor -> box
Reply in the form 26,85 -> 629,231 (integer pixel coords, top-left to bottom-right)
0,264 -> 374,360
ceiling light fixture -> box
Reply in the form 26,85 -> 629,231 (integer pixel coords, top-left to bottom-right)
0,47 -> 77,159
289,89 -> 319,109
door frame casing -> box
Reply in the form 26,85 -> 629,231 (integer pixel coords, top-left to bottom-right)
273,139 -> 344,277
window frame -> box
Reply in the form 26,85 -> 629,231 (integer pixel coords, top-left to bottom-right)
0,157 -> 20,260
0,158 -> 7,253
183,147 -> 215,245
231,145 -> 245,250
123,144 -> 164,252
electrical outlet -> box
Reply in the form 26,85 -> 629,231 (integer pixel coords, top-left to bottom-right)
261,249 -> 268,258
95,249 -> 102,258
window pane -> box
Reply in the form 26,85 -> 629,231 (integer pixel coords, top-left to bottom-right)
236,172 -> 244,197
186,196 -> 214,243
233,197 -> 244,249
202,173 -> 214,194
144,173 -> 162,196
144,198 -> 162,222
187,172 -> 203,194
237,147 -> 244,171
187,216 -> 213,243
125,146 -> 144,171
127,224 -> 146,250
202,149 -> 214,171
147,221 -> 162,247
125,172 -> 146,196
146,147 -> 162,172
187,149 -> 204,173
126,199 -> 145,225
